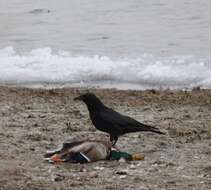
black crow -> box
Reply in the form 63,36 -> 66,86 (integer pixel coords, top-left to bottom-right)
74,93 -> 164,145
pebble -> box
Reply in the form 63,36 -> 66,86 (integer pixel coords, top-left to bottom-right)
118,158 -> 126,163
119,175 -> 127,179
51,174 -> 65,182
130,164 -> 136,170
89,171 -> 98,178
30,147 -> 35,151
94,166 -> 104,170
148,167 -> 158,172
80,166 -> 87,172
116,170 -> 128,175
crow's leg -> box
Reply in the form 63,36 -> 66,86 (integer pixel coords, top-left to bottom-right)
112,138 -> 118,146
110,135 -> 118,146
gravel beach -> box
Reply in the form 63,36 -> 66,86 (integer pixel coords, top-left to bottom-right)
0,86 -> 211,190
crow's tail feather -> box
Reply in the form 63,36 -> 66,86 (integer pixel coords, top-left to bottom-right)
147,126 -> 165,135
130,123 -> 165,135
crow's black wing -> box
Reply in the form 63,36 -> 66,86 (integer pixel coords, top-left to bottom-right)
99,107 -> 163,134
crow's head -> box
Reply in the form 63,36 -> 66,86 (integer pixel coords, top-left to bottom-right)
74,93 -> 103,108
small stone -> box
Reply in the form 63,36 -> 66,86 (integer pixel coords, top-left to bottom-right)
52,174 -> 65,182
116,170 -> 128,175
30,147 -> 35,151
94,166 -> 104,170
39,114 -> 46,118
118,158 -> 126,163
79,166 -> 87,172
148,167 -> 158,172
27,114 -> 32,118
33,123 -> 38,127
130,164 -> 136,169
119,175 -> 127,179
89,171 -> 98,178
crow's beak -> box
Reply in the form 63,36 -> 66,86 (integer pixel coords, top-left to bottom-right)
74,95 -> 83,101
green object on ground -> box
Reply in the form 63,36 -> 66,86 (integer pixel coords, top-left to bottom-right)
109,150 -> 132,161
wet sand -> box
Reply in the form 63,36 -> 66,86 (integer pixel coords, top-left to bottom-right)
0,86 -> 211,190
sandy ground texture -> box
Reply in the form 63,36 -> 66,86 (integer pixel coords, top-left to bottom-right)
0,86 -> 211,190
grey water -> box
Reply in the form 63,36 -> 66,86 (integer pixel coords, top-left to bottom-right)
0,0 -> 211,58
